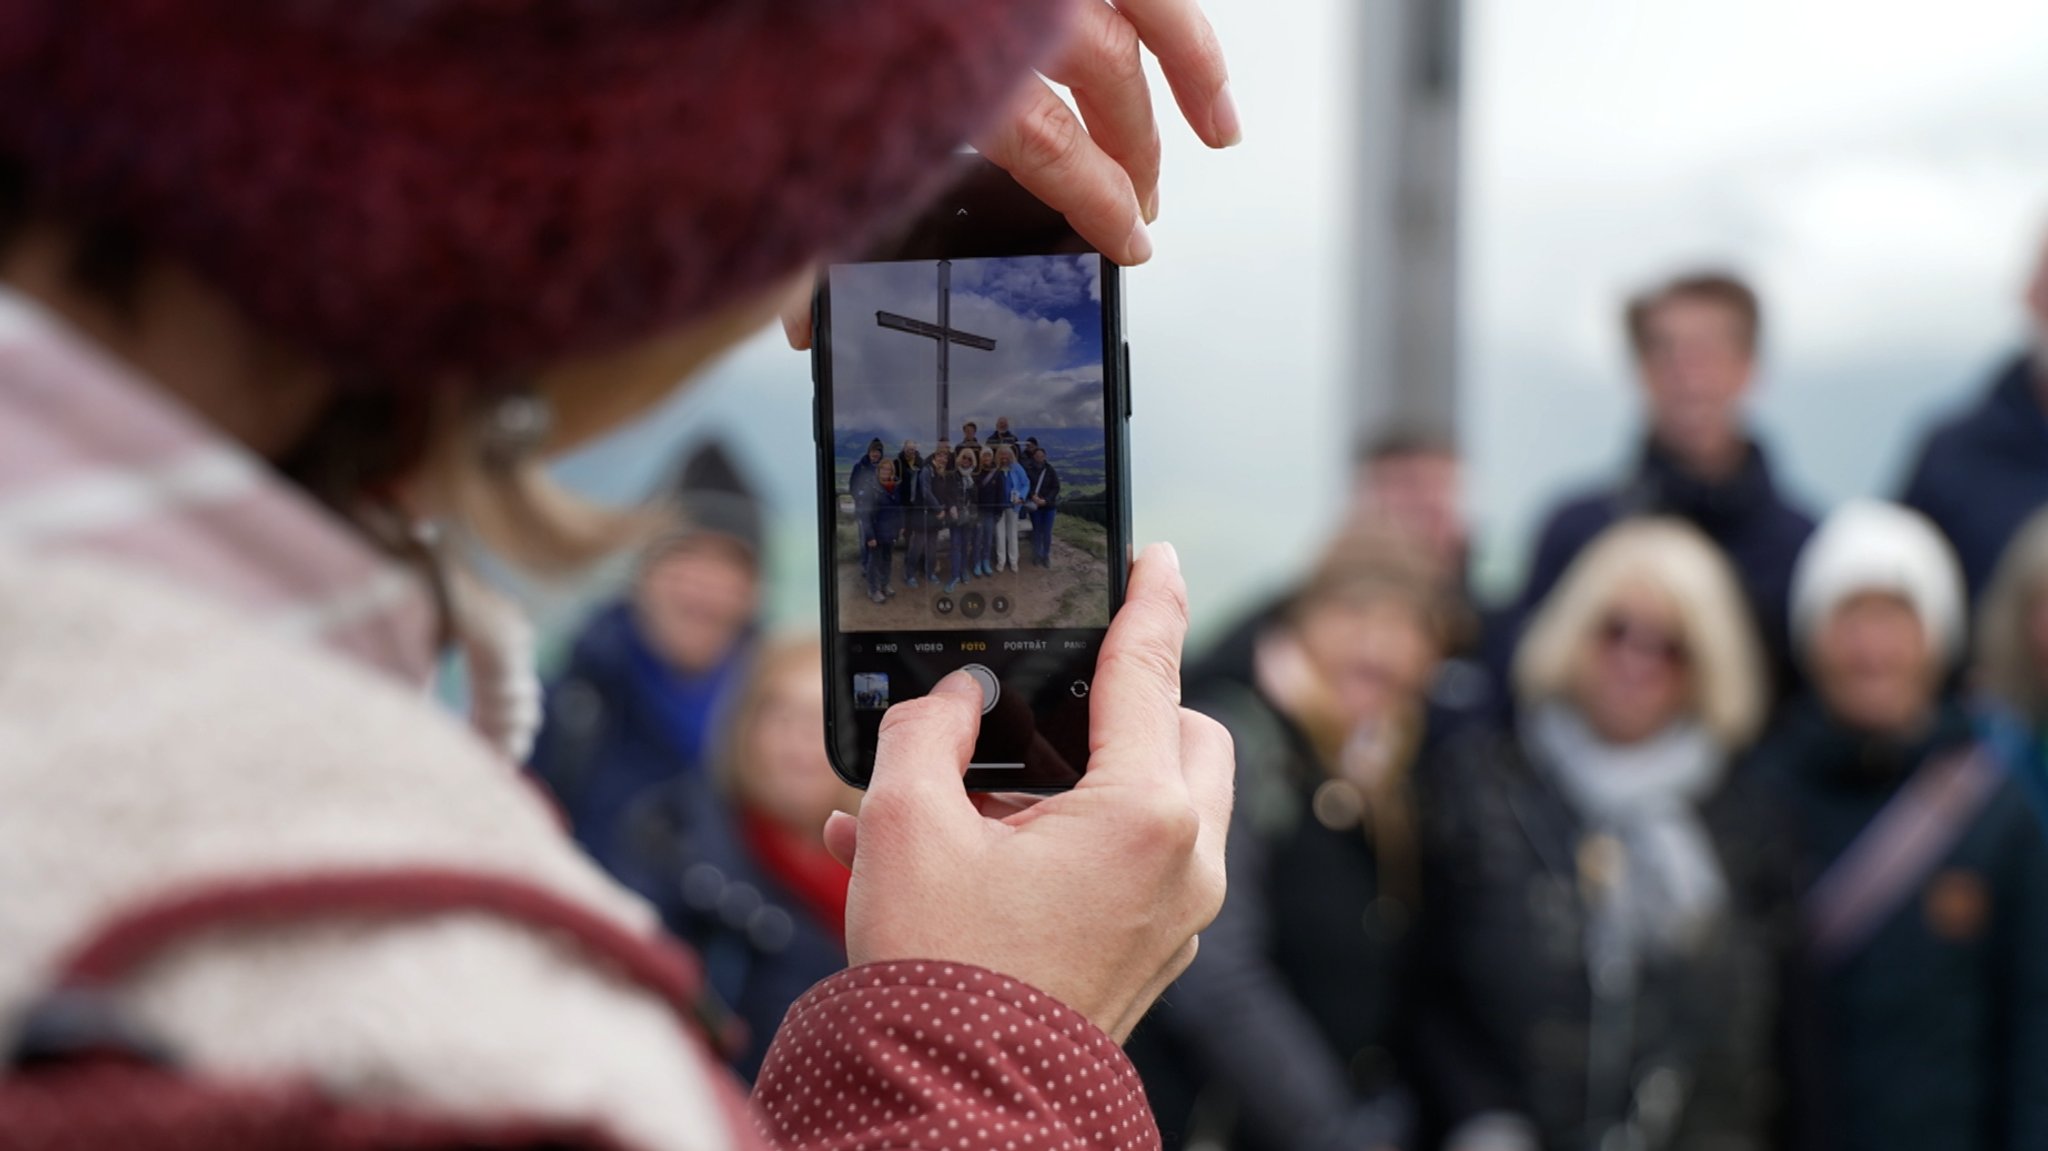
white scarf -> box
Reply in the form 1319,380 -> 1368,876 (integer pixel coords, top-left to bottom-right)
1525,703 -> 1730,957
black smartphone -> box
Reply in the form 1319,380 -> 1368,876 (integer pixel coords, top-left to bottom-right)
812,156 -> 1131,791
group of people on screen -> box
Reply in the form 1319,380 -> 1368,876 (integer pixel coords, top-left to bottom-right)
846,414 -> 1065,604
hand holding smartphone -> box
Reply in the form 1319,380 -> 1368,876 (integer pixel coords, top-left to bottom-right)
813,157 -> 1131,791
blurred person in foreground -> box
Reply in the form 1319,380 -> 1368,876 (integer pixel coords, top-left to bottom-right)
0,1 -> 1243,1148
530,440 -> 763,907
706,636 -> 862,1081
1504,272 -> 1816,708
1751,501 -> 2048,1151
1136,528 -> 1458,1151
1900,229 -> 2048,601
1415,520 -> 1800,1151
1975,506 -> 2048,825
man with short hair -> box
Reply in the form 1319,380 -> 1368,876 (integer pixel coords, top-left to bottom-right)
958,420 -> 981,451
1900,227 -> 2048,602
988,416 -> 1019,455
1506,271 -> 1816,699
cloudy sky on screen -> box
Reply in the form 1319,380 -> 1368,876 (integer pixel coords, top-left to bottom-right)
826,255 -> 1105,444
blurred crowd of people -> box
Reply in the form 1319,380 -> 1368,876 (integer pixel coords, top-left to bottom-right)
507,222 -> 2048,1151
1118,239 -> 2048,1151
514,234 -> 2048,1149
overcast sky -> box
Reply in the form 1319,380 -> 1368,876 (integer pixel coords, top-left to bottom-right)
827,255 -> 1105,444
1466,0 -> 2048,592
553,0 -> 2048,638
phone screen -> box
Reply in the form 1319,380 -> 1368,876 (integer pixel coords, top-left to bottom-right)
814,175 -> 1128,790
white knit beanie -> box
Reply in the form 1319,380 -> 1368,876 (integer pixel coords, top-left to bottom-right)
1790,499 -> 1967,666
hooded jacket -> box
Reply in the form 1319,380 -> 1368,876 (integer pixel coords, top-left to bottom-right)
848,439 -> 885,497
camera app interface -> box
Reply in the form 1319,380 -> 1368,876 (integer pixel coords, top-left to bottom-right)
827,253 -> 1115,782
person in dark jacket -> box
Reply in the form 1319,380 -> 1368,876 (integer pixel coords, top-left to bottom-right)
1975,506 -> 2048,826
1899,233 -> 2048,602
529,443 -> 789,1075
856,458 -> 903,603
940,447 -> 976,592
530,442 -> 762,892
895,438 -> 924,484
1416,519 -> 1799,1151
710,634 -> 859,1080
849,437 -> 885,577
899,440 -> 937,588
1025,445 -> 1062,568
987,415 -> 1020,456
1752,500 -> 2048,1151
1190,428 -> 1500,754
1136,527 -> 1455,1151
1502,272 -> 1816,710
974,446 -> 1004,579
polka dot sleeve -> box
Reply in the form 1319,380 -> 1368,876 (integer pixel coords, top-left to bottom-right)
750,962 -> 1160,1151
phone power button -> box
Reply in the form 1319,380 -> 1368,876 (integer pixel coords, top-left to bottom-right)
959,663 -> 1000,715
1122,341 -> 1133,418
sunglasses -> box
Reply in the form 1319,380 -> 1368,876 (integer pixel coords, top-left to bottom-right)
1596,613 -> 1689,668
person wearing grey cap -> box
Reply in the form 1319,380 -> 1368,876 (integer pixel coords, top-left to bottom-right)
1751,500 -> 2048,1151
528,440 -> 771,1061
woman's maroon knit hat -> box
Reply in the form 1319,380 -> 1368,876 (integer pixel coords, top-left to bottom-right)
0,0 -> 1071,380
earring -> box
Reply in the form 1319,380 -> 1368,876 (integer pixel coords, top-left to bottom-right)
476,386 -> 554,471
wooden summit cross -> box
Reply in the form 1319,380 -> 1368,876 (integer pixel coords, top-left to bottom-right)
876,260 -> 996,443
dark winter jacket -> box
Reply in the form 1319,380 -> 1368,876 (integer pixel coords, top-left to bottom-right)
933,467 -> 973,525
1502,437 -> 1815,707
1188,593 -> 1503,764
1900,354 -> 2048,603
1135,678 -> 1414,1151
528,605 -> 845,1081
1749,701 -> 2048,1151
867,481 -> 903,541
900,461 -> 938,532
976,467 -> 1005,514
1026,459 -> 1061,507
1412,724 -> 1802,1151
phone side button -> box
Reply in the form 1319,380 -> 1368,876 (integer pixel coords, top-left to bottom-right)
811,395 -> 820,444
1122,341 -> 1132,419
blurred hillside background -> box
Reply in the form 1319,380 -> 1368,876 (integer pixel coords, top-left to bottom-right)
537,0 -> 2048,653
